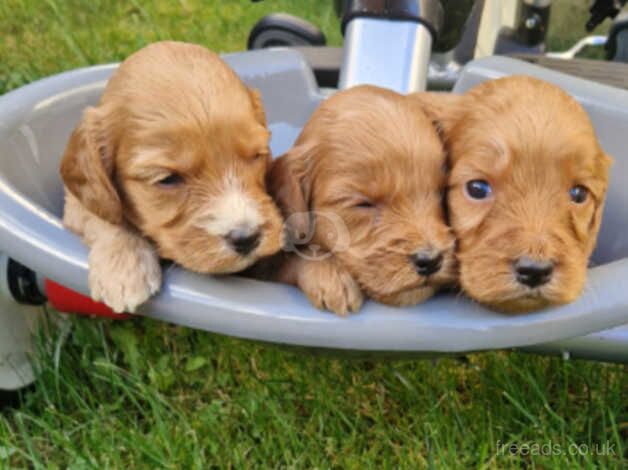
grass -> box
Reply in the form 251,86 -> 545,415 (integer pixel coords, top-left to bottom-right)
1,315 -> 626,468
0,0 -> 626,468
0,0 -> 342,94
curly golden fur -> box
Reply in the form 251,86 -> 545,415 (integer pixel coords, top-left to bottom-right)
60,41 -> 283,312
412,76 -> 611,312
268,85 -> 456,315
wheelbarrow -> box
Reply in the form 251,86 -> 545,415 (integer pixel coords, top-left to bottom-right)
2,0 -> 628,391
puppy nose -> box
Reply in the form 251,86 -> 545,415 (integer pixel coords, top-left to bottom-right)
225,228 -> 261,255
514,257 -> 554,288
411,251 -> 443,276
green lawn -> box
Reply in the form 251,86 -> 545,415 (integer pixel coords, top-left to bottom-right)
0,1 -> 626,468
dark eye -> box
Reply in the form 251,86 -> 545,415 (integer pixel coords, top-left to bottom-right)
354,200 -> 376,209
570,185 -> 588,204
465,179 -> 492,200
157,173 -> 183,187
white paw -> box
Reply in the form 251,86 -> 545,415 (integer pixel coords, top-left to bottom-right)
88,236 -> 162,313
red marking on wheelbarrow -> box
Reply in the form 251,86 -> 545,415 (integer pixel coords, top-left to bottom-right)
45,279 -> 131,319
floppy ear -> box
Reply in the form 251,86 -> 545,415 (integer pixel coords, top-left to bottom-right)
408,92 -> 467,140
601,152 -> 614,173
596,151 -> 613,202
60,106 -> 123,225
267,144 -> 315,242
248,88 -> 268,127
592,151 -> 613,198
584,151 -> 613,250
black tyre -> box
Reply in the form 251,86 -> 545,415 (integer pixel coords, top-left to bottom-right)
248,13 -> 326,50
0,389 -> 26,410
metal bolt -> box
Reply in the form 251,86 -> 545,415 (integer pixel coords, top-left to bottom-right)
525,14 -> 541,30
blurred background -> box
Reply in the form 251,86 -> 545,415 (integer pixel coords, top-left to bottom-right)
0,0 -> 615,95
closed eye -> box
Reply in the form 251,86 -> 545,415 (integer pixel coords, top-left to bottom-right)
250,150 -> 269,162
354,199 -> 376,209
327,194 -> 378,209
156,173 -> 184,187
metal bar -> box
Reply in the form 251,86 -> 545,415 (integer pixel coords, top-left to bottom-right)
522,323 -> 628,363
338,18 -> 433,92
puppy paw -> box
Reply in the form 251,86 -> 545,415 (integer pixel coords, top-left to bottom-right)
297,257 -> 364,316
88,235 -> 162,313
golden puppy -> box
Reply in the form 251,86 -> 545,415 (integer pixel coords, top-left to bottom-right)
412,76 -> 611,312
61,41 -> 283,313
268,85 -> 456,315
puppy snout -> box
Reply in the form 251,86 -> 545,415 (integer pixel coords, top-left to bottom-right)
514,257 -> 554,288
410,250 -> 443,277
225,228 -> 261,255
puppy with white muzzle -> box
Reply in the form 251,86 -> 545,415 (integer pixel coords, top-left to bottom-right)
61,41 -> 284,313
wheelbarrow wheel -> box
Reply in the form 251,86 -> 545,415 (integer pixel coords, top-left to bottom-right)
0,387 -> 32,409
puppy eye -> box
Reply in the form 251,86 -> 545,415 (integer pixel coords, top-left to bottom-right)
157,173 -> 183,187
570,185 -> 589,204
354,200 -> 376,209
251,151 -> 267,162
465,179 -> 492,200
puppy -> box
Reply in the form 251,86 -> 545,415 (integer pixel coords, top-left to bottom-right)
268,85 -> 456,315
60,41 -> 284,313
412,76 -> 611,312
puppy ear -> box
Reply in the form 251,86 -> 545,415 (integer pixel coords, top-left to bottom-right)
267,144 -> 315,241
60,106 -> 123,225
248,88 -> 268,127
408,92 -> 467,139
584,151 -> 614,250
601,152 -> 614,171
592,151 -> 613,195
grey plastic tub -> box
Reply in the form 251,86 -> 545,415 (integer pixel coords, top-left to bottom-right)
0,49 -> 627,356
